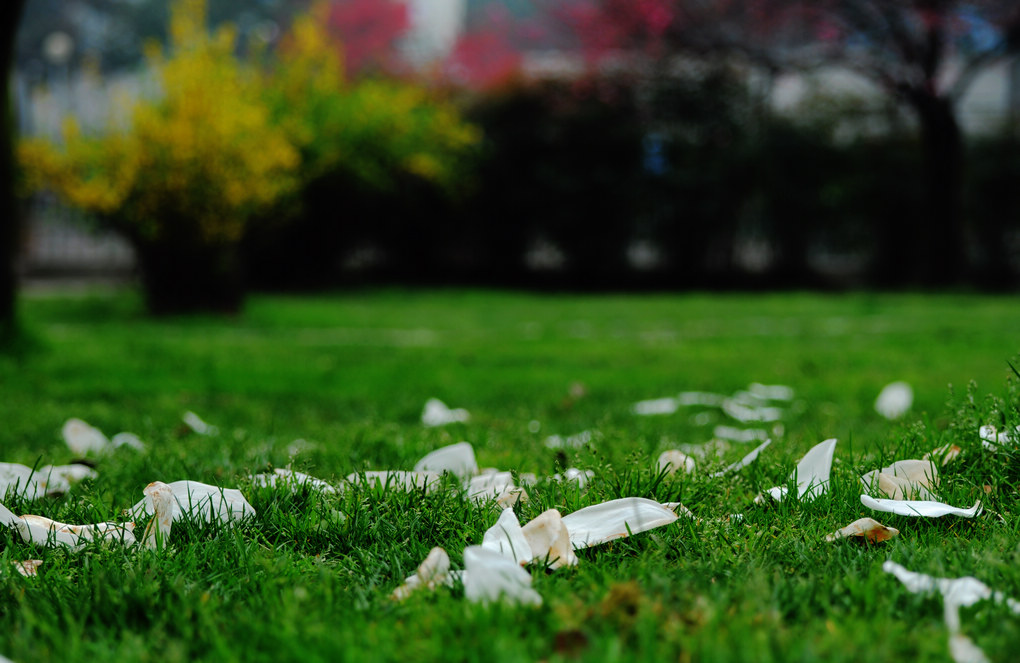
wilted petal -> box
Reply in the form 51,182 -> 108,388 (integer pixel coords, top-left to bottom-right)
875,381 -> 913,419
345,471 -> 440,493
708,439 -> 772,478
414,441 -> 477,477
657,450 -> 696,476
521,508 -> 577,568
948,633 -> 991,663
482,508 -> 533,565
16,514 -> 135,549
748,383 -> 795,401
760,438 -> 837,502
979,424 -> 1019,451
130,480 -> 255,524
825,517 -> 899,543
551,468 -> 593,488
561,497 -> 678,550
544,430 -> 595,450
923,444 -> 962,466
861,495 -> 983,518
182,411 -> 218,436
713,426 -> 769,443
13,559 -> 43,577
677,391 -> 726,407
36,463 -> 98,495
391,547 -> 452,600
861,459 -> 938,501
141,481 -> 175,549
421,398 -> 469,427
0,463 -> 46,501
632,397 -> 679,416
111,432 -> 146,452
722,400 -> 783,423
251,469 -> 337,494
62,418 -> 110,455
462,545 -> 542,606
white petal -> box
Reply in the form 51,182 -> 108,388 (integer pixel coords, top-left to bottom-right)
391,547 -> 452,600
761,438 -> 837,502
421,398 -> 469,427
882,561 -> 1001,610
0,463 -> 46,501
824,517 -> 899,543
251,469 -> 337,494
861,459 -> 938,501
708,439 -> 772,478
520,509 -> 577,568
466,471 -> 515,500
677,391 -> 726,407
16,514 -> 135,549
632,397 -> 679,416
111,432 -> 146,452
462,546 -> 542,606
875,381 -> 913,419
481,508 -> 533,565
182,411 -> 218,436
979,424 -> 1019,451
62,418 -> 110,455
747,383 -> 795,401
141,481 -> 175,549
130,480 -> 255,524
551,468 -> 594,488
0,500 -> 18,527
722,400 -> 783,423
544,430 -> 595,450
413,441 -> 477,477
713,426 -> 769,443
948,633 -> 991,663
657,450 -> 696,476
13,559 -> 43,577
923,444 -> 962,466
561,497 -> 678,550
345,471 -> 440,493
862,495 -> 982,518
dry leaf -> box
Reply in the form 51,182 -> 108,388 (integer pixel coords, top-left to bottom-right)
861,495 -> 983,518
481,508 -> 533,565
875,381 -> 913,419
861,459 -> 938,501
414,441 -> 477,477
421,398 -> 469,427
657,450 -> 696,476
521,508 -> 578,568
561,497 -> 678,550
462,545 -> 542,606
759,438 -> 837,502
825,517 -> 899,543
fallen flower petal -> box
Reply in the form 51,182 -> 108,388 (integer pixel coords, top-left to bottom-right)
861,459 -> 938,501
414,441 -> 477,477
747,383 -> 795,401
677,391 -> 726,407
708,439 -> 772,479
544,430 -> 595,450
759,438 -> 837,503
979,424 -> 1019,451
713,426 -> 769,443
632,397 -> 679,416
482,508 -> 533,565
551,468 -> 593,488
250,469 -> 337,494
824,517 -> 899,543
141,481 -> 175,549
657,450 -> 696,476
13,559 -> 42,577
923,444 -> 962,466
875,381 -> 913,419
421,398 -> 469,427
722,400 -> 783,423
182,411 -> 218,436
15,514 -> 136,549
345,471 -> 441,493
948,633 -> 991,663
462,545 -> 542,606
561,497 -> 678,550
391,547 -> 453,600
130,480 -> 255,524
110,432 -> 146,452
861,495 -> 983,518
521,508 -> 577,568
62,418 -> 110,455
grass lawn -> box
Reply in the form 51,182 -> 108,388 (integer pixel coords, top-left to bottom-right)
1,289 -> 1019,662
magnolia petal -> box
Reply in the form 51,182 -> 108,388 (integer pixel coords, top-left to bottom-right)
62,418 -> 110,455
0,463 -> 47,501
861,495 -> 983,518
462,545 -> 542,606
110,432 -> 146,452
521,508 -> 577,568
875,381 -> 913,419
708,439 -> 772,478
825,517 -> 899,543
130,480 -> 255,524
861,459 -> 938,501
923,444 -> 962,466
544,430 -> 595,450
251,469 -> 337,494
948,633 -> 991,663
761,438 -> 837,502
0,500 -> 18,527
657,450 -> 696,476
722,400 -> 783,423
677,391 -> 726,407
141,481 -> 174,549
414,441 -> 477,477
979,424 -> 1019,451
660,502 -> 696,519
421,398 -> 469,427
482,508 -> 533,565
15,514 -> 135,549
182,411 -> 218,436
391,547 -> 452,600
551,468 -> 593,488
713,426 -> 769,443
561,497 -> 678,550
632,397 -> 679,416
466,471 -> 515,499
13,559 -> 43,577
345,471 -> 440,493
747,383 -> 795,401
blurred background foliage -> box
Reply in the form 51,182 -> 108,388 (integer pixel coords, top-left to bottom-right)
11,0 -> 1020,313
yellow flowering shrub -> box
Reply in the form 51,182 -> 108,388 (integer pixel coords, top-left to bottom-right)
18,0 -> 299,247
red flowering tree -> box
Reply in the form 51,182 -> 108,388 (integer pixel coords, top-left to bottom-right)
323,0 -> 411,77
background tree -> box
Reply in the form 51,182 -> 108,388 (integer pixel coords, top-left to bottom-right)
2,0 -> 27,338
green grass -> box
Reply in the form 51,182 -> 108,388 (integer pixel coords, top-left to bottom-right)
1,289 -> 1019,662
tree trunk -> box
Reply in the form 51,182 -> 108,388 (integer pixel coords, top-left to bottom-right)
0,1 -> 26,335
910,91 -> 966,287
